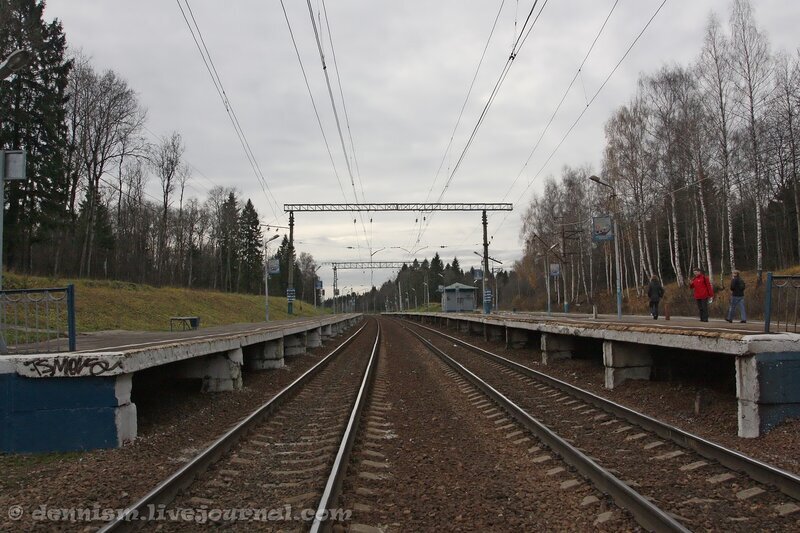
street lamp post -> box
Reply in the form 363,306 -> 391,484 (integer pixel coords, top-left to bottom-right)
264,234 -> 281,322
590,175 -> 622,320
0,50 -> 32,292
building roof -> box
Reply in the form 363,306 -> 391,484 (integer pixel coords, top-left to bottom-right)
443,283 -> 477,291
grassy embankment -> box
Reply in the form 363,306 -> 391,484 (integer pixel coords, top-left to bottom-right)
3,273 -> 327,333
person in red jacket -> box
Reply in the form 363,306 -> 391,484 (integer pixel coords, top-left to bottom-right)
689,268 -> 714,322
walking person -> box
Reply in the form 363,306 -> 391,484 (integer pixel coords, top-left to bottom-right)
689,268 -> 714,322
647,275 -> 665,319
726,270 -> 747,323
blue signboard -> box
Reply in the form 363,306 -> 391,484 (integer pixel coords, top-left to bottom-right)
592,215 -> 614,242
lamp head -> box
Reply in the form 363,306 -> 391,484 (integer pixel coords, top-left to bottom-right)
0,49 -> 32,80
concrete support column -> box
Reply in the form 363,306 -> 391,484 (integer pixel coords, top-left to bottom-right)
458,321 -> 469,334
505,328 -> 530,350
307,327 -> 322,349
540,333 -> 576,365
245,339 -> 284,370
0,371 -> 136,453
321,324 -> 332,342
603,341 -> 652,389
180,348 -> 243,392
284,333 -> 307,357
736,352 -> 800,438
485,324 -> 503,343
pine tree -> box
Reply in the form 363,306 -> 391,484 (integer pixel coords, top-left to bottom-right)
237,199 -> 263,293
218,192 -> 239,292
0,0 -> 71,273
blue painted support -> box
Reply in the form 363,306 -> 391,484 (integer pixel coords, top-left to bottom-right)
737,351 -> 800,437
67,283 -> 76,351
0,372 -> 136,453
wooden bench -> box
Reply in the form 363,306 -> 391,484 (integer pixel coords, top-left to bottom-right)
170,316 -> 200,331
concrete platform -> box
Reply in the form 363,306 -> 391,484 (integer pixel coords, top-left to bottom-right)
0,314 -> 362,453
399,311 -> 800,438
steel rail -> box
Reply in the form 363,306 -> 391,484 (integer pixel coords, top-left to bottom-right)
98,320 -> 371,532
410,320 -> 800,501
401,322 -> 688,532
310,321 -> 381,532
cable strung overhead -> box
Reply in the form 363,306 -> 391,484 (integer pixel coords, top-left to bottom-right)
490,0 -> 670,239
413,0 -> 550,248
176,0 -> 282,223
304,0 -> 372,255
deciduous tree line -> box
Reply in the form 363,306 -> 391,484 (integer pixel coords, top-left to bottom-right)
519,0 -> 800,309
1,1 -> 320,298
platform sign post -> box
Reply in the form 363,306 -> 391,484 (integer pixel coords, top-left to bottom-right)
591,215 -> 614,242
0,150 -> 27,354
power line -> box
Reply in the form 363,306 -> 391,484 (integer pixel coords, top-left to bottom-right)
462,1 -> 669,247
277,0 -> 348,203
176,0 -> 283,223
500,0 -> 620,205
304,0 -> 372,255
321,0 -> 365,204
278,0 -> 365,256
415,0 -> 550,246
423,0 -> 507,206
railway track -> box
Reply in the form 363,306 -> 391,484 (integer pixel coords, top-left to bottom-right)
99,318 -> 379,532
403,318 -> 800,531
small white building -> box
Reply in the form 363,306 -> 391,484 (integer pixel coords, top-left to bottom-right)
441,283 -> 477,312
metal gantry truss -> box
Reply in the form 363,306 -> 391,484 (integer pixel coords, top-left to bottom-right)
330,261 -> 407,314
284,202 -> 513,316
331,261 -> 407,270
284,203 -> 513,212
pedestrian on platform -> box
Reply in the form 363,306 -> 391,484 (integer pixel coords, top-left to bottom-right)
647,275 -> 665,319
689,268 -> 714,322
726,270 -> 747,323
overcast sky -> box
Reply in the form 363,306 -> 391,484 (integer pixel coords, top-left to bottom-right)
43,1 -> 800,294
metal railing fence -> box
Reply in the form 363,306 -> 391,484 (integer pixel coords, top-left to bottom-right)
763,273 -> 800,333
0,284 -> 76,354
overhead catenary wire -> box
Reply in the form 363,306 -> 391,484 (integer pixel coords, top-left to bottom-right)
278,0 -> 348,205
413,0 -> 550,248
176,0 -> 283,223
304,0 -> 372,256
321,0 -> 365,204
449,1 -> 668,255
279,0 -> 367,257
488,0 -> 669,240
423,0 -> 507,206
500,0 -> 620,206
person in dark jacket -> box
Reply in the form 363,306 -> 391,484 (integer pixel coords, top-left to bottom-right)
647,275 -> 665,319
689,268 -> 714,322
725,270 -> 747,323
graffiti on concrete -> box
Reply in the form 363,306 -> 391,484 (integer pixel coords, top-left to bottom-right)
22,357 -> 123,377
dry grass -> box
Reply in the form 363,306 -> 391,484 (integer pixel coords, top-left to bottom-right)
2,273 -> 326,332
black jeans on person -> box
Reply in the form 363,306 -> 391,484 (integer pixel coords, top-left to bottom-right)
696,298 -> 709,322
649,301 -> 659,319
